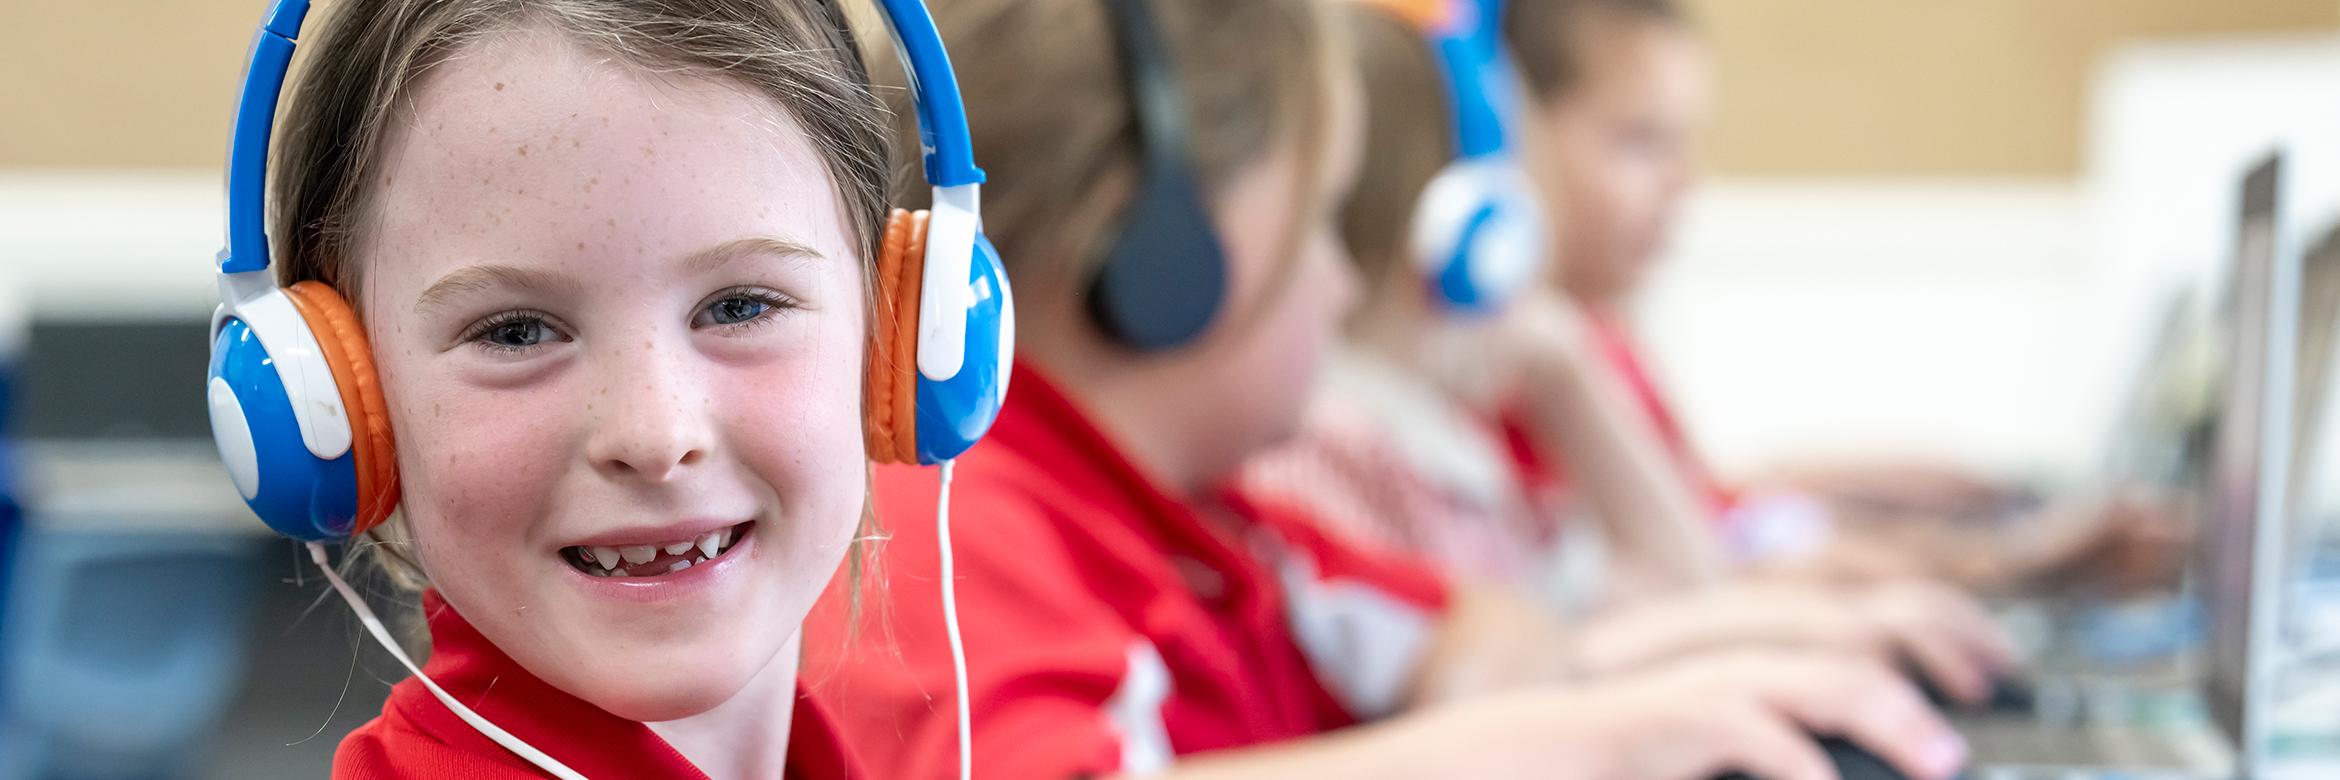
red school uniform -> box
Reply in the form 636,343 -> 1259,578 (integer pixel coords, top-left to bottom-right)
804,363 -> 1451,780
334,591 -> 865,779
1500,311 -> 1736,520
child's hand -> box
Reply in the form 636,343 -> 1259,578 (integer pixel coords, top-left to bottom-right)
1409,649 -> 1967,780
1495,289 -> 1598,384
2008,491 -> 2190,596
1845,580 -> 2020,706
1573,580 -> 2016,707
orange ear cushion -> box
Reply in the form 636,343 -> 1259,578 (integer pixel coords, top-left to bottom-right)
283,281 -> 401,536
1350,0 -> 1452,30
864,209 -> 929,464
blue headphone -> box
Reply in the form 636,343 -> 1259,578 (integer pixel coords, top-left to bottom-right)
1363,0 -> 1547,314
206,0 -> 1012,541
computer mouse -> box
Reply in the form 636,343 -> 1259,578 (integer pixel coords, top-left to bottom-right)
1912,668 -> 2036,714
1712,736 -> 1968,780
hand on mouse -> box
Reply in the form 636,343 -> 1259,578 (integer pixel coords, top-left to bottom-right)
1570,580 -> 2017,708
1399,648 -> 1967,780
1843,580 -> 2019,707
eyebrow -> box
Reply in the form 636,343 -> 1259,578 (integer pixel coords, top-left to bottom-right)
412,237 -> 824,315
682,236 -> 825,274
413,263 -> 572,316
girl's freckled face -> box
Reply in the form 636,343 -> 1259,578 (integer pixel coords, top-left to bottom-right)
356,28 -> 868,722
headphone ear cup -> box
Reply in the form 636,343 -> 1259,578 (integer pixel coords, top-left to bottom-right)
865,209 -> 930,464
278,281 -> 400,535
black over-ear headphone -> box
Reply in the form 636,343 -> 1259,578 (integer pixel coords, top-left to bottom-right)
1088,0 -> 1229,351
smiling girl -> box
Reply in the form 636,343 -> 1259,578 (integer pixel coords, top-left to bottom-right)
202,0 -> 994,776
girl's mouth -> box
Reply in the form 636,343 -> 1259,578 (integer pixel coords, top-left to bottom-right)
560,521 -> 752,578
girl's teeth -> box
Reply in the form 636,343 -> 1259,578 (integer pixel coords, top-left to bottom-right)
573,526 -> 744,578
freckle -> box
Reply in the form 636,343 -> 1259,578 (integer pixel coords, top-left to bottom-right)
576,241 -> 586,251
606,217 -> 617,229
572,138 -> 581,149
494,82 -> 505,91
517,145 -> 528,157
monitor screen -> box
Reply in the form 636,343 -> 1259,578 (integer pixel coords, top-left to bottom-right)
2204,151 -> 2286,746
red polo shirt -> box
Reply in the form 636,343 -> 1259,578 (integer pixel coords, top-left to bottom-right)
1501,312 -> 1736,519
805,363 -> 1450,779
334,591 -> 864,779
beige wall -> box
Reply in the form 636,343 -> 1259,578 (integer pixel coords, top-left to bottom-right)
1684,0 -> 2340,176
1,2 -> 257,170
5,1 -> 2337,175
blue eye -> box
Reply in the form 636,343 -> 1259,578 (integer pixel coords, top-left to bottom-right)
463,311 -> 567,353
707,297 -> 768,325
693,288 -> 793,330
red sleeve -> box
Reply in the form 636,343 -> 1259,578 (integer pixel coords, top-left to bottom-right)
805,466 -> 1141,780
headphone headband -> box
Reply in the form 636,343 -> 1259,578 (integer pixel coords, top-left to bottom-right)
1098,0 -> 1193,184
872,0 -> 987,188
219,0 -> 311,276
218,0 -> 983,275
1355,0 -> 1513,159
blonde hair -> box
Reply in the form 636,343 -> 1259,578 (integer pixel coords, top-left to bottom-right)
269,0 -> 894,592
871,0 -> 1344,312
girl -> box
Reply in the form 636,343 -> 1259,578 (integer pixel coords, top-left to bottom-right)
806,0 -> 1968,778
1238,0 -> 2016,706
1497,0 -> 2185,595
209,0 -> 984,775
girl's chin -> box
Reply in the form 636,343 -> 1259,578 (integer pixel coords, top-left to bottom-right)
566,667 -> 756,723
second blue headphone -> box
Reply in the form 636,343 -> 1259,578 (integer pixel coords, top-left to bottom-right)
1363,0 -> 1547,315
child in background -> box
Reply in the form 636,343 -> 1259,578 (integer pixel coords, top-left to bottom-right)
1240,0 -> 2014,707
807,0 -> 1970,777
1498,0 -> 2185,595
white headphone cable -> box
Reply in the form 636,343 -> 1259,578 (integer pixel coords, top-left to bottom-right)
308,542 -> 588,780
936,459 -> 974,780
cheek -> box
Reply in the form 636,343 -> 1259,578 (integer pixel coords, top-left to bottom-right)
717,330 -> 869,573
388,374 -> 575,576
1235,247 -> 1345,416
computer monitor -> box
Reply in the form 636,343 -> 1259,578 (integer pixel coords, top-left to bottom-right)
2201,150 -> 2295,771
